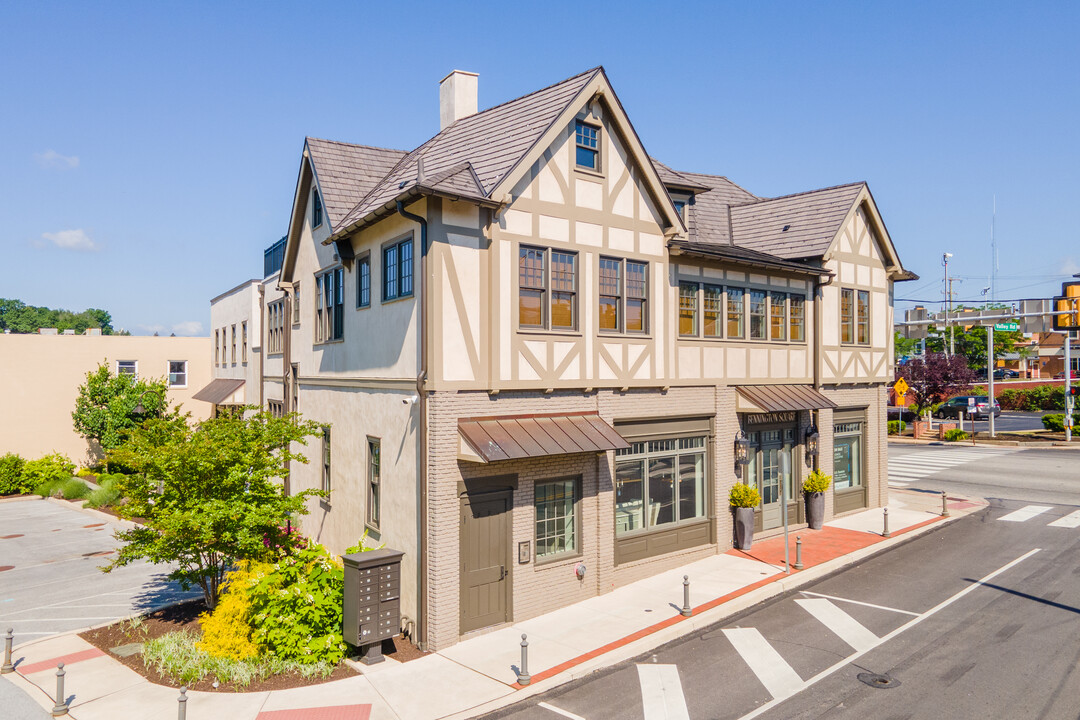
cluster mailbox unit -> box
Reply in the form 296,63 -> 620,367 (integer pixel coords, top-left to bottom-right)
342,548 -> 405,664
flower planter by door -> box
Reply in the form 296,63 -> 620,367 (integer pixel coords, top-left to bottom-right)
733,506 -> 755,550
805,492 -> 825,530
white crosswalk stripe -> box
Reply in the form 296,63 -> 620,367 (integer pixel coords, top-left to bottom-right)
999,505 -> 1054,522
1048,509 -> 1080,528
723,628 -> 804,700
636,664 -> 690,720
795,598 -> 879,652
888,447 -> 1017,486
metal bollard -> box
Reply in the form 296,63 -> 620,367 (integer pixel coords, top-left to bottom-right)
177,686 -> 188,720
883,507 -> 891,538
941,490 -> 950,517
2,628 -> 13,674
794,536 -> 804,570
517,634 -> 531,686
51,662 -> 68,716
680,575 -> 692,617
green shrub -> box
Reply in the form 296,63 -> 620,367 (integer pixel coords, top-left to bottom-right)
887,420 -> 906,435
0,453 -> 30,496
75,468 -> 96,479
998,386 -> 1065,412
729,482 -> 760,508
198,563 -> 262,661
247,542 -> 349,665
803,469 -> 832,494
1041,413 -> 1080,432
944,429 -> 969,442
58,478 -> 90,500
23,453 -> 76,492
85,475 -> 122,508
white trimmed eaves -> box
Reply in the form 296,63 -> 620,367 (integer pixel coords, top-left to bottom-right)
281,145 -> 322,283
820,185 -> 906,277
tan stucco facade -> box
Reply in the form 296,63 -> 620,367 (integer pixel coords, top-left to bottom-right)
0,334 -> 211,465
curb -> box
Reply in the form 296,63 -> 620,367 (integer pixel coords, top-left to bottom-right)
442,500 -> 985,720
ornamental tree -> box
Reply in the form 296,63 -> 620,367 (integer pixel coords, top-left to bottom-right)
894,352 -> 979,413
105,410 -> 324,609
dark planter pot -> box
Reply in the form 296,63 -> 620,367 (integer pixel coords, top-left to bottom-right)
805,491 -> 825,530
733,506 -> 755,550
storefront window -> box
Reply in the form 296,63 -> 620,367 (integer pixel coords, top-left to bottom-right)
615,436 -> 707,536
833,422 -> 863,489
536,479 -> 577,558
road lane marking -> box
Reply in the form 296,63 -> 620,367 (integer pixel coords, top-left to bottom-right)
999,505 -> 1053,522
798,591 -> 920,617
636,664 -> 690,720
538,702 -> 587,720
1048,509 -> 1080,528
795,599 -> 879,652
736,548 -> 1041,719
722,628 -> 804,701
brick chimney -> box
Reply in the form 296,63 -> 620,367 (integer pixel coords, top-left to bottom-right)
439,70 -> 478,130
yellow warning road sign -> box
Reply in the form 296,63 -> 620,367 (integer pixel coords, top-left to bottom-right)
894,377 -> 909,399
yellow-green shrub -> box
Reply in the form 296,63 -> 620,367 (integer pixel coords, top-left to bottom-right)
197,563 -> 265,660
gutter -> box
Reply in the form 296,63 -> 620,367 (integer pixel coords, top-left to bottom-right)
326,187 -> 498,246
395,199 -> 430,651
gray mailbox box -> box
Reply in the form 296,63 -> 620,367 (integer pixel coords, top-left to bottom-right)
342,548 -> 404,664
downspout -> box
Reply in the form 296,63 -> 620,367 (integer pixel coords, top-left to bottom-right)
396,199 -> 429,651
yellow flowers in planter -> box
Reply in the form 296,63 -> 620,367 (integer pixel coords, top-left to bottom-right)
197,562 -> 265,661
729,482 -> 760,508
802,469 -> 832,494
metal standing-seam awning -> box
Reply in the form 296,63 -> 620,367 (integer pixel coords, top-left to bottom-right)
458,412 -> 630,463
735,385 -> 838,414
192,378 -> 246,405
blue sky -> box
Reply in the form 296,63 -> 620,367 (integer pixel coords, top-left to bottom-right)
1,1 -> 1077,335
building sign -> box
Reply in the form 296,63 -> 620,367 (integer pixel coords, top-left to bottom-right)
742,411 -> 797,426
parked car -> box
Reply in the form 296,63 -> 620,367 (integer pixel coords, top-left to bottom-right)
1053,370 -> 1080,379
934,395 -> 1001,420
992,368 -> 1019,380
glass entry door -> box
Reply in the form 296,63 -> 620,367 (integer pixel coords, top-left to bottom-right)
749,429 -> 796,530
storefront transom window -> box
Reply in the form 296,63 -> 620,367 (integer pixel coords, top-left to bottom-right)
615,437 -> 707,536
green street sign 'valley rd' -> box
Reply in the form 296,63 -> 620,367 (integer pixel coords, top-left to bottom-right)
994,322 -> 1020,331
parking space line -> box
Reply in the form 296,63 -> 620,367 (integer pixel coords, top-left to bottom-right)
636,664 -> 690,720
798,591 -> 920,616
795,599 -> 878,652
538,702 -> 587,720
1048,509 -> 1080,528
722,628 -> 804,701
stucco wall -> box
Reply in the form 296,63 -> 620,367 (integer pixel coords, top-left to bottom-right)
0,334 -> 211,465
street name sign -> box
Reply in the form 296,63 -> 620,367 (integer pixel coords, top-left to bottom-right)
994,322 -> 1019,331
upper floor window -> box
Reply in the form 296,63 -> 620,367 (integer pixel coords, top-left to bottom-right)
841,288 -> 869,345
241,321 -> 248,363
749,290 -> 767,340
770,292 -> 787,341
790,294 -> 806,342
673,200 -> 686,219
312,189 -> 323,228
356,255 -> 371,308
168,360 -> 187,388
267,299 -> 285,354
383,237 -> 413,301
214,330 -> 220,365
367,437 -> 381,530
678,283 -> 804,344
727,288 -> 745,339
678,282 -> 698,337
231,324 -> 237,363
575,121 -> 600,171
599,257 -> 648,334
292,283 -> 300,325
117,360 -> 137,377
321,426 -> 332,495
316,267 -> 344,342
857,290 -> 870,345
703,284 -> 723,338
518,246 -> 577,330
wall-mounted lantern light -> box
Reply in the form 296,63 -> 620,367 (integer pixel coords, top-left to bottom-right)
734,431 -> 750,478
805,424 -> 820,465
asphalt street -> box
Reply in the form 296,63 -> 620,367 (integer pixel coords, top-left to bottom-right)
484,445 -> 1080,720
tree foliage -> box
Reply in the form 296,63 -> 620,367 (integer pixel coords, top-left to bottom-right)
105,410 -> 324,609
0,298 -> 114,334
924,305 -> 1022,369
72,363 -> 174,464
894,352 -> 978,412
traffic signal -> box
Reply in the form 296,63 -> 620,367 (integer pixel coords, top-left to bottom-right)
1053,282 -> 1080,331
1070,386 -> 1080,398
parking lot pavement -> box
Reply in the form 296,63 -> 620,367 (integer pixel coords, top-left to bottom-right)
0,498 -> 200,644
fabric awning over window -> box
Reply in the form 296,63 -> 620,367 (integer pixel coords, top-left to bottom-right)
735,385 -> 838,414
192,378 -> 246,405
458,412 -> 629,464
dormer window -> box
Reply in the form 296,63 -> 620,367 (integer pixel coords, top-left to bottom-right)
575,121 -> 599,171
312,189 -> 323,228
673,200 -> 686,219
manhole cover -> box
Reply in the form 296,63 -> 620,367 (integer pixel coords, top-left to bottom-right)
0,534 -> 23,539
857,672 -> 901,689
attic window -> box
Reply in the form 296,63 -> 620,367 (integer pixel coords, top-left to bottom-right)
575,121 -> 600,171
312,189 -> 323,228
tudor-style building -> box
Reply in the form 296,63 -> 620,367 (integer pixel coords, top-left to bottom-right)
203,67 -> 915,651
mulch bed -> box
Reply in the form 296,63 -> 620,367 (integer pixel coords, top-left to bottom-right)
79,599 -> 426,692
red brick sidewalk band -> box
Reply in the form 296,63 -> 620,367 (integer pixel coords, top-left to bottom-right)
256,705 -> 372,720
18,647 -> 105,675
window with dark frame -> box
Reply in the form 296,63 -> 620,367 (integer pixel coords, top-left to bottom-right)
790,294 -> 806,342
535,478 -> 578,559
840,288 -> 855,344
614,437 -> 707,536
356,255 -> 370,308
599,257 -> 622,331
727,288 -> 745,339
312,189 -> 323,228
231,324 -> 237,363
749,290 -> 767,339
367,437 -> 380,529
383,238 -> 413,301
321,426 -> 331,495
575,121 -> 599,171
550,251 -> 576,329
241,322 -> 248,362
267,300 -> 285,354
626,261 -> 647,333
703,284 -> 723,338
679,281 -> 698,336
518,246 -> 546,328
518,246 -> 578,331
292,283 -> 300,324
770,292 -> 787,341
214,331 -> 219,365
316,267 -> 344,342
857,290 -> 870,345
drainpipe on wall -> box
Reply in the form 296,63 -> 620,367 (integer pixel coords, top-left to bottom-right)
396,199 -> 429,651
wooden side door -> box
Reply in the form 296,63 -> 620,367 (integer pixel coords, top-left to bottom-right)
460,491 -> 510,634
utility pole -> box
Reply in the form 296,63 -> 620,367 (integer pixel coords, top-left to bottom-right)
943,253 -> 953,356
988,324 -> 995,438
1067,330 -> 1073,443
947,278 -> 961,355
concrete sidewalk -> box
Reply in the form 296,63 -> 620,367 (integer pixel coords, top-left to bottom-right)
5,488 -> 984,720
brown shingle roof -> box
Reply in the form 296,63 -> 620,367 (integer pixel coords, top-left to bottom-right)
335,67 -> 602,235
306,138 -> 406,230
729,182 -> 866,260
665,170 -> 757,246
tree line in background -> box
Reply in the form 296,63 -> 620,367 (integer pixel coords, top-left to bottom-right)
0,298 -> 121,334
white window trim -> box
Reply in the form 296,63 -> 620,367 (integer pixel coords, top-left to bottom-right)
116,359 -> 138,379
168,360 -> 188,388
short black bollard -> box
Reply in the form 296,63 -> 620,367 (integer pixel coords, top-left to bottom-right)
51,662 -> 68,716
680,575 -> 692,617
883,507 -> 891,538
177,686 -> 188,720
2,628 -> 13,674
794,536 -> 804,570
517,634 -> 531,686
941,490 -> 950,517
